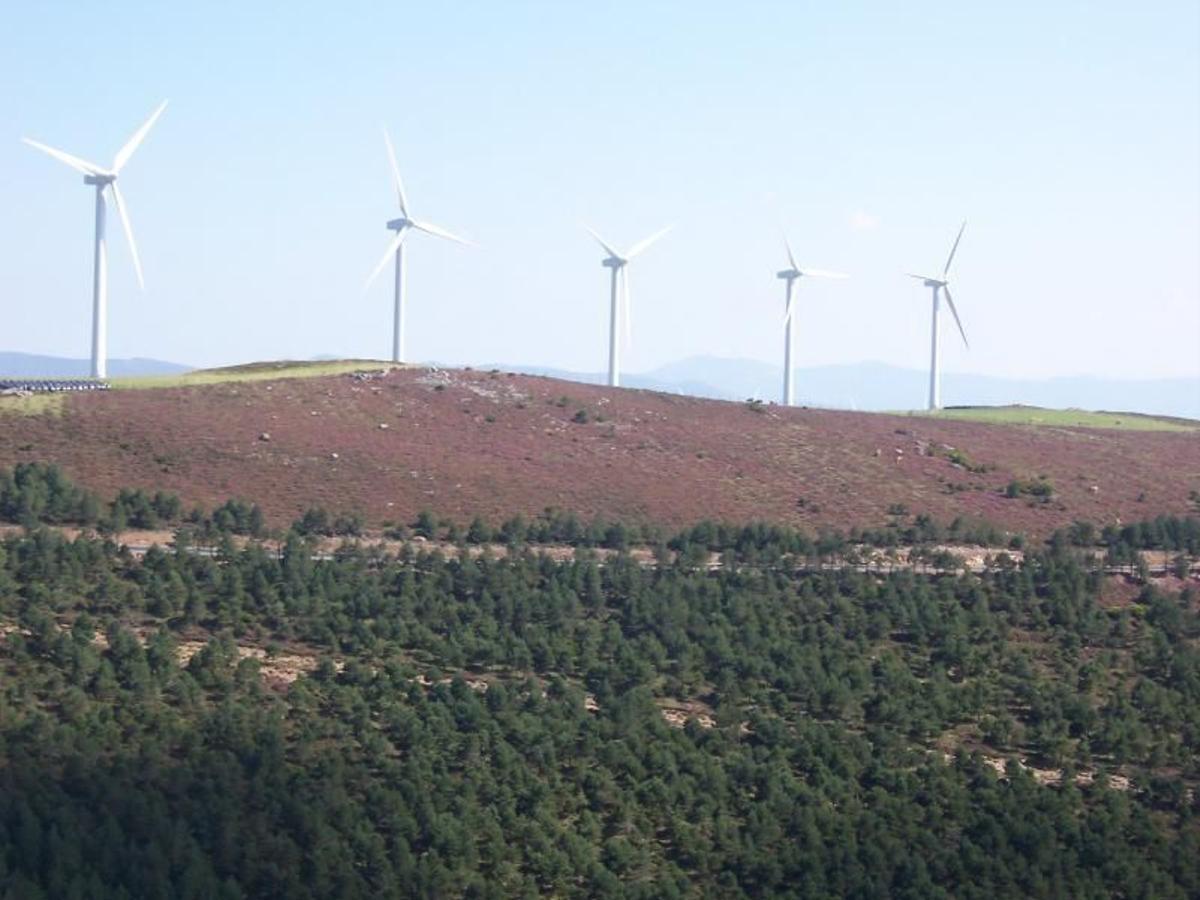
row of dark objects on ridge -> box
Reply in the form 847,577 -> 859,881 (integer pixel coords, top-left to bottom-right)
0,378 -> 111,393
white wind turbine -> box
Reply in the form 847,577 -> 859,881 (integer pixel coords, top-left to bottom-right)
908,221 -> 969,411
777,233 -> 847,406
22,101 -> 168,379
584,225 -> 672,387
365,129 -> 470,364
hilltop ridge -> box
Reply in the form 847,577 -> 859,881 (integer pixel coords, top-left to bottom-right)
1,361 -> 1196,536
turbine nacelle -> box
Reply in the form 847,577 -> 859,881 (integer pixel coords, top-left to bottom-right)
777,234 -> 848,283
386,217 -> 411,232
585,224 -> 672,268
907,272 -> 949,287
83,174 -> 116,186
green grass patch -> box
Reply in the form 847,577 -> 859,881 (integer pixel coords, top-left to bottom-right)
0,393 -> 66,417
110,359 -> 401,390
920,405 -> 1198,432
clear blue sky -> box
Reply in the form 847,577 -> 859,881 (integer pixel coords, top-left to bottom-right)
3,0 -> 1197,379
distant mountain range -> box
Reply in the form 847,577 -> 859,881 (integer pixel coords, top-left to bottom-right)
487,357 -> 1200,420
0,352 -> 190,378
6,350 -> 1195,419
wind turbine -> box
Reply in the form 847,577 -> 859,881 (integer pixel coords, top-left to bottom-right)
908,221 -> 969,411
365,129 -> 470,364
777,233 -> 847,406
584,225 -> 672,387
22,101 -> 168,379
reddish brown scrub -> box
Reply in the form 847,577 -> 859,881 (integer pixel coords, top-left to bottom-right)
1,367 -> 1195,536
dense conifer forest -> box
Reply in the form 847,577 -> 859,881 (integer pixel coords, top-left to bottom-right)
0,464 -> 1198,897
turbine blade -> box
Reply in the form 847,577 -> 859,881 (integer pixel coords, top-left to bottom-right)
782,231 -> 798,271
625,224 -> 673,260
21,138 -> 106,175
381,128 -> 410,216
583,225 -> 622,260
109,183 -> 144,290
365,231 -> 407,289
783,294 -> 795,327
411,219 -> 471,245
112,100 -> 168,173
906,273 -> 937,282
943,220 -> 966,276
798,268 -> 848,279
943,286 -> 969,349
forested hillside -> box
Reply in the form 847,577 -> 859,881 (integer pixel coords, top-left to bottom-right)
1,473 -> 1197,897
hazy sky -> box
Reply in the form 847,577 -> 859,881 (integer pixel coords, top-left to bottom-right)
3,1 -> 1198,379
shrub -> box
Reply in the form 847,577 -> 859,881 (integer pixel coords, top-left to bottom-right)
1005,477 -> 1054,500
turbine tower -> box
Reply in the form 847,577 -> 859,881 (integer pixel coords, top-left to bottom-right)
22,101 -> 168,379
908,221 -> 970,411
584,225 -> 672,387
365,129 -> 469,364
777,233 -> 846,406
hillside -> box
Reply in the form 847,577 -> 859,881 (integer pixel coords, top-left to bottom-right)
1,362 -> 1197,536
1,523 -> 1197,898
2,378 -> 1198,898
